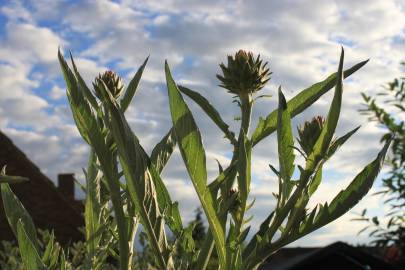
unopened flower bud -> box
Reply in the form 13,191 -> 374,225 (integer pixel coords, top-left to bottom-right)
297,116 -> 325,155
93,70 -> 124,100
216,50 -> 271,96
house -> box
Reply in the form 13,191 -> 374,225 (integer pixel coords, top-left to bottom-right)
260,241 -> 399,270
0,130 -> 84,245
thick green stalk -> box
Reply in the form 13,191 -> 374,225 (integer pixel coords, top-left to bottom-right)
98,159 -> 130,270
231,93 -> 253,269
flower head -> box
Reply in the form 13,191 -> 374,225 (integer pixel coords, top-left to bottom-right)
93,70 -> 124,100
297,116 -> 325,155
216,50 -> 271,96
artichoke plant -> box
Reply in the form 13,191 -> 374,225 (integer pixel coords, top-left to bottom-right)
0,47 -> 391,270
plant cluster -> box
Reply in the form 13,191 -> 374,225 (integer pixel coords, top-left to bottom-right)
0,48 -> 391,270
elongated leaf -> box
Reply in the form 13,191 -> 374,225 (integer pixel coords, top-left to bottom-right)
309,48 -> 344,166
326,126 -> 361,159
165,61 -> 226,268
1,183 -> 38,249
301,138 -> 391,234
100,82 -> 169,268
277,88 -> 295,203
150,127 -> 177,174
120,56 -> 149,112
70,52 -> 99,109
59,51 -> 131,269
16,220 -> 45,270
308,166 -> 322,196
251,57 -> 368,146
179,85 -> 237,145
84,149 -> 102,257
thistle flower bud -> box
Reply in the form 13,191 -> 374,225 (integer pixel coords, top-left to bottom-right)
216,50 -> 271,96
93,70 -> 124,100
297,116 -> 325,155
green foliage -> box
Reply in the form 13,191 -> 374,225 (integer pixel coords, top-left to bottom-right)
354,62 -> 404,261
0,47 -> 390,270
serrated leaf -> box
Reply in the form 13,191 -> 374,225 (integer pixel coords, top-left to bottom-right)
166,61 -> 226,268
150,127 -> 177,174
120,56 -> 149,112
302,138 -> 391,234
251,57 -> 368,146
16,220 -> 45,270
178,85 -> 237,145
1,183 -> 39,249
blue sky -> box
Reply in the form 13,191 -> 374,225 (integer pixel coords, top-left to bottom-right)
0,0 -> 404,247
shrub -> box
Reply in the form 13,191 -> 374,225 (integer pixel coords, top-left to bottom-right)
0,48 -> 391,270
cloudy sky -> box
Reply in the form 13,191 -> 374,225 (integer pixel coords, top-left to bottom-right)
0,0 -> 404,247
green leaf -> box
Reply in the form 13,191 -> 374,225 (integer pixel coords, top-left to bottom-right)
277,88 -> 295,204
41,231 -> 55,265
120,56 -> 149,112
150,127 -> 177,174
100,81 -> 169,268
309,48 -> 344,167
84,149 -> 102,258
251,57 -> 368,146
165,61 -> 227,268
16,220 -> 45,270
326,126 -> 361,160
69,52 -> 99,109
178,85 -> 237,145
1,183 -> 39,249
301,138 -> 391,234
308,166 -> 322,196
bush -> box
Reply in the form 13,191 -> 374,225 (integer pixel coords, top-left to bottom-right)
0,48 -> 390,270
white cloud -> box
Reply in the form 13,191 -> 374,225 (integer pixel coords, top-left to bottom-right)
0,0 -> 403,247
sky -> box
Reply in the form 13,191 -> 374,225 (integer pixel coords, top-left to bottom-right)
0,0 -> 404,247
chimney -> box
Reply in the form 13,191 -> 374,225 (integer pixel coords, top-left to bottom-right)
58,173 -> 75,201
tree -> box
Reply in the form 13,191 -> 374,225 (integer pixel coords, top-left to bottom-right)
355,62 -> 405,265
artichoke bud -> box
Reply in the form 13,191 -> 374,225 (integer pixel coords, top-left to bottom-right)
216,50 -> 271,96
297,116 -> 325,155
93,70 -> 124,100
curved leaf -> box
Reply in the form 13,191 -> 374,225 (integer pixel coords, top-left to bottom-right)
16,220 -> 45,270
151,127 -> 177,174
120,56 -> 149,112
1,183 -> 38,249
166,61 -> 226,268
